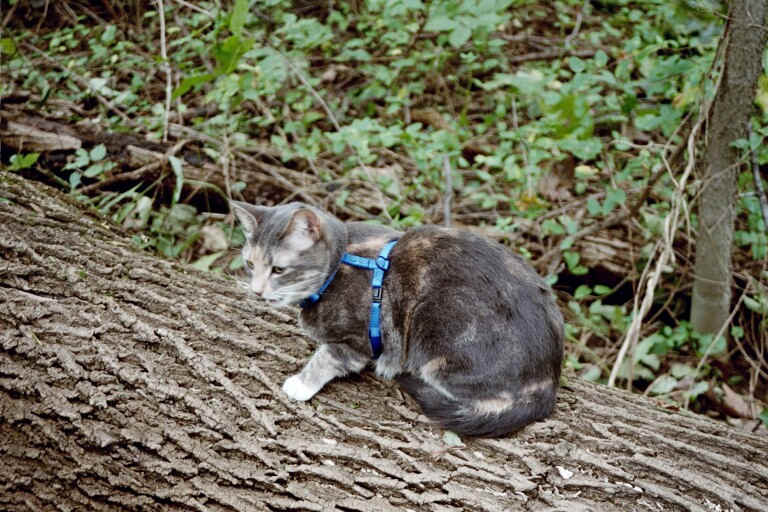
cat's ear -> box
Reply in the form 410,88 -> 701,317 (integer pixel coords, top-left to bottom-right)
230,201 -> 266,237
283,208 -> 323,251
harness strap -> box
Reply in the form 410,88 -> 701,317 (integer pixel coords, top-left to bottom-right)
299,266 -> 340,308
300,239 -> 398,359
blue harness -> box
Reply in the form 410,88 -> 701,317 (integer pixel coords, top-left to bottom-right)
300,240 -> 398,359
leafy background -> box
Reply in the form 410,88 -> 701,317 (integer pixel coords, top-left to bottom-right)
1,0 -> 767,430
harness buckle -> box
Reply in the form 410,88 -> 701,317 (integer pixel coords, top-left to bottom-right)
375,256 -> 390,270
372,286 -> 383,302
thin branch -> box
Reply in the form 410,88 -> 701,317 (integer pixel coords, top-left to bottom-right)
154,0 -> 173,143
564,8 -> 584,47
77,162 -> 162,195
0,0 -> 19,30
235,151 -> 319,206
35,0 -> 50,33
608,104 -> 708,387
748,124 -> 768,230
508,48 -> 597,64
171,0 -> 215,17
77,139 -> 190,195
442,156 -> 453,227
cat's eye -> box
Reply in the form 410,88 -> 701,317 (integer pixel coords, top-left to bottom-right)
272,266 -> 286,275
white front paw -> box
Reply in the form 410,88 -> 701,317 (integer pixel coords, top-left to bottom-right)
282,374 -> 318,401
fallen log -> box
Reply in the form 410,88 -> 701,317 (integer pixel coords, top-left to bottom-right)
1,171 -> 766,511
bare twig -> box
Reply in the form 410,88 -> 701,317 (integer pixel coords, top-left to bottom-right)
605,28 -> 731,388
171,0 -> 215,17
35,0 -> 50,33
508,48 -> 597,64
221,132 -> 232,200
235,151 -> 318,206
77,162 -> 162,195
748,124 -> 768,230
564,8 -> 584,47
154,0 -> 173,143
511,97 -> 530,171
608,105 -> 708,387
442,156 -> 453,227
78,139 -> 190,195
0,0 -> 19,30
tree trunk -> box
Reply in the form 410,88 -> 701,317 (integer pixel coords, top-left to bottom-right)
691,0 -> 768,334
1,172 -> 767,512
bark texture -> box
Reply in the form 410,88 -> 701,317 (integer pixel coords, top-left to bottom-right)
1,172 -> 767,512
691,0 -> 768,334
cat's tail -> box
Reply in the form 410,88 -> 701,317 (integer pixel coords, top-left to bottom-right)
396,374 -> 557,438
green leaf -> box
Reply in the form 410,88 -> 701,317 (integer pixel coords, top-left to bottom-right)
605,187 -> 627,211
84,162 -> 106,178
7,152 -> 39,171
65,148 -> 90,170
670,363 -> 696,379
69,171 -> 82,190
213,35 -> 254,75
560,215 -> 579,235
172,72 -> 215,100
559,137 -> 603,160
425,15 -> 456,32
594,50 -> 608,68
563,251 -> 580,270
685,381 -> 709,402
593,285 -> 612,295
90,144 -> 107,161
101,25 -> 117,44
230,0 -> 248,37
230,254 -> 245,271
568,56 -> 585,73
586,197 -> 603,216
168,155 -> 185,206
574,285 -> 591,300
581,365 -> 601,382
449,24 -> 472,48
759,408 -> 768,428
0,37 -> 16,56
695,333 -> 727,357
648,375 -> 677,395
634,335 -> 662,370
542,219 -> 565,236
190,251 -> 224,272
744,295 -> 767,314
442,430 -> 464,447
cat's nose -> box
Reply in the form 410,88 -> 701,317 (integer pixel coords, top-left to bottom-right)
250,280 -> 265,296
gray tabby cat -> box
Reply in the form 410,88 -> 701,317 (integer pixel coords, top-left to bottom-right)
232,201 -> 564,437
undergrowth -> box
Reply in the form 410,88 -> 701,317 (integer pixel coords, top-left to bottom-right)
1,0 -> 767,428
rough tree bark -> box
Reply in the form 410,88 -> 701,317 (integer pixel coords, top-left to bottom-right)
1,172 -> 767,512
690,0 -> 768,335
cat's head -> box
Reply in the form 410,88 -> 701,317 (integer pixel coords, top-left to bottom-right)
230,201 -> 345,306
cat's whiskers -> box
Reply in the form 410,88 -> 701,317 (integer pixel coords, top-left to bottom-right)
267,273 -> 326,305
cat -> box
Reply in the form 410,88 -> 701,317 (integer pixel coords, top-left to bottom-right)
231,200 -> 564,437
